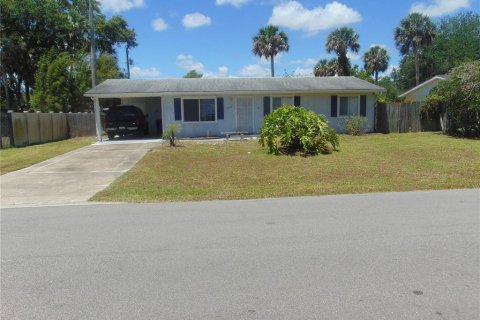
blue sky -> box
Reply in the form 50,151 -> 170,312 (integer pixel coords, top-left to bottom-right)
99,0 -> 477,78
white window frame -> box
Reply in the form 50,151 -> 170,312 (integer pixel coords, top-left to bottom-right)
271,96 -> 294,112
338,95 -> 360,117
181,97 -> 217,123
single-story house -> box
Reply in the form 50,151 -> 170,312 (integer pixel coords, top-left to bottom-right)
84,76 -> 385,140
399,75 -> 448,102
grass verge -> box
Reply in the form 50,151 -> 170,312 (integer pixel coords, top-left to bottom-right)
91,133 -> 480,202
0,137 -> 95,175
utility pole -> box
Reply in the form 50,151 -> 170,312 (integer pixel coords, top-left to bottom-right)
89,0 -> 96,87
89,0 -> 102,142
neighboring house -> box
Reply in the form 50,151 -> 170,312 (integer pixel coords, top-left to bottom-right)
399,75 -> 448,102
85,77 -> 385,138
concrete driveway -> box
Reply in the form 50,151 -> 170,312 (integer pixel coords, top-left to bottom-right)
0,140 -> 158,207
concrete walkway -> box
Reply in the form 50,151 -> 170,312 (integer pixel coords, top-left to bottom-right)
0,141 -> 158,208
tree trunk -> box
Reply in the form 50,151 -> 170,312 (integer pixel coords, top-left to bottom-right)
16,77 -> 23,108
126,46 -> 130,79
375,71 -> 378,84
414,47 -> 420,86
25,80 -> 31,107
270,55 -> 275,77
2,73 -> 11,110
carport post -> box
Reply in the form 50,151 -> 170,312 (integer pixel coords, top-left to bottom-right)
93,97 -> 103,142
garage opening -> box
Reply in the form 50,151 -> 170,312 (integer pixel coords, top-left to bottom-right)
100,97 -> 162,140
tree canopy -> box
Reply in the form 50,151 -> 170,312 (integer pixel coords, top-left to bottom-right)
1,0 -> 137,111
325,27 -> 360,76
183,70 -> 203,78
252,25 -> 289,77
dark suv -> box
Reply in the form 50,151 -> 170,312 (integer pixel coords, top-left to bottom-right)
104,105 -> 149,140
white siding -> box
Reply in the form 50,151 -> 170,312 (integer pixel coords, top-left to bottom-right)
159,92 -> 377,137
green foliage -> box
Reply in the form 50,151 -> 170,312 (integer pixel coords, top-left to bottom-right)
341,116 -> 369,135
31,51 -> 90,112
421,92 -> 445,115
326,27 -> 360,76
393,11 -> 479,92
363,46 -> 390,83
376,77 -> 403,102
96,54 -> 122,83
163,124 -> 182,146
436,61 -> 480,137
259,106 -> 339,155
183,70 -> 203,78
394,13 -> 436,86
1,0 -> 136,109
314,58 -> 338,77
252,25 -> 289,77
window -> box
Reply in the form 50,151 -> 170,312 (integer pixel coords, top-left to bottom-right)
272,96 -> 293,110
339,96 -> 359,116
183,98 -> 216,122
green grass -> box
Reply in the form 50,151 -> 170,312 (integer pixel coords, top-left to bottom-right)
0,137 -> 94,175
91,132 -> 480,202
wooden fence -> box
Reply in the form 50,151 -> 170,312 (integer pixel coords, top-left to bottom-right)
1,112 -> 96,148
375,102 -> 440,133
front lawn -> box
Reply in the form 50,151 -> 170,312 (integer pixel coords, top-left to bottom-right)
0,137 -> 94,175
91,133 -> 480,202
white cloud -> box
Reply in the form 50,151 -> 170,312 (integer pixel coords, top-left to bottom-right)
238,64 -> 270,77
292,58 -> 318,65
347,52 -> 361,62
410,0 -> 470,17
152,18 -> 168,31
130,67 -> 161,78
176,54 -> 205,72
182,12 -> 212,29
99,0 -> 144,12
203,66 -> 230,78
268,1 -> 362,35
293,67 -> 314,77
216,0 -> 250,7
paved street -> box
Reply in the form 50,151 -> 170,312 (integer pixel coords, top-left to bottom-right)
0,140 -> 157,208
1,189 -> 479,319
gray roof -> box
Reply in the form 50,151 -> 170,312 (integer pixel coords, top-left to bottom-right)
85,76 -> 385,97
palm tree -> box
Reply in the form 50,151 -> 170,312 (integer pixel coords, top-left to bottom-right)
252,25 -> 289,77
394,13 -> 436,86
313,58 -> 338,77
363,46 -> 390,83
325,27 -> 360,76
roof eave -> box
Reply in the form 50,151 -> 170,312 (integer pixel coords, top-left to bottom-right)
84,88 -> 385,98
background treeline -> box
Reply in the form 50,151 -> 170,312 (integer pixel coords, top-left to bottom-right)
1,0 -> 136,112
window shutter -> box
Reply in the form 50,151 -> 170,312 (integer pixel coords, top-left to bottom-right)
174,98 -> 182,121
217,97 -> 224,120
360,95 -> 367,117
263,96 -> 270,116
294,96 -> 301,107
330,95 -> 338,117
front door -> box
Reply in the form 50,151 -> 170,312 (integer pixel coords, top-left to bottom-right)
236,97 -> 254,133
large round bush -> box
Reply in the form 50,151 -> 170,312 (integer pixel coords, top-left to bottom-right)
259,106 -> 339,155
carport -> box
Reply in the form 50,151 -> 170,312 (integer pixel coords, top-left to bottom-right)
87,94 -> 163,142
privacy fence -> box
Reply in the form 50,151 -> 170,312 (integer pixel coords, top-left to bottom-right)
375,102 -> 440,133
1,112 -> 95,148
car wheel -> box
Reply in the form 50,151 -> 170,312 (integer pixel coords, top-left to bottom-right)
107,133 -> 115,140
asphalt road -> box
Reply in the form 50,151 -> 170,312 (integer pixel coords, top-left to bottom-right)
1,189 -> 479,319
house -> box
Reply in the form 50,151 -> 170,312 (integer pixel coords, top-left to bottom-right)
399,75 -> 448,102
84,77 -> 385,140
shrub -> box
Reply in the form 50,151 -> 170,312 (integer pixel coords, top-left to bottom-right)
163,124 -> 181,146
434,61 -> 480,137
341,116 -> 369,135
259,106 -> 339,155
